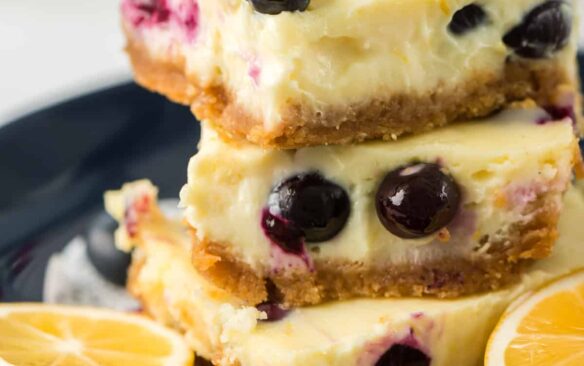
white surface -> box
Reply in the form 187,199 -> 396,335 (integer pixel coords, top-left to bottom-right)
0,0 -> 130,126
0,1 -> 582,128
44,238 -> 139,311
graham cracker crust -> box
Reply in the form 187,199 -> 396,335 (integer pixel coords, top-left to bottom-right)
126,37 -> 577,149
128,248 -> 240,366
191,194 -> 561,307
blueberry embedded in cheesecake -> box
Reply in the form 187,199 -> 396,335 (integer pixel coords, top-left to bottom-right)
179,105 -> 580,306
113,182 -> 584,366
122,0 -> 580,148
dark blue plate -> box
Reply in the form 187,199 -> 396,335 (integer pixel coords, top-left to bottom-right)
0,82 -> 199,302
1,55 -> 583,303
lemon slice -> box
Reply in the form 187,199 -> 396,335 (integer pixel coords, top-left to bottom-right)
0,303 -> 193,366
485,270 -> 584,366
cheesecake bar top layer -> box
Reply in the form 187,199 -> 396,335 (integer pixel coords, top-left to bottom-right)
121,183 -> 584,366
177,106 -> 579,305
122,0 -> 580,147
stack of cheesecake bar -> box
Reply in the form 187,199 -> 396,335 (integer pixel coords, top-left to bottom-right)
107,1 -> 584,365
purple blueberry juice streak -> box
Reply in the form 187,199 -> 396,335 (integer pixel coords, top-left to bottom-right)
175,1 -> 200,41
249,61 -> 261,86
122,0 -> 170,27
261,209 -> 304,255
256,302 -> 290,322
122,0 -> 199,41
446,207 -> 476,240
239,52 -> 262,85
411,312 -> 424,320
537,104 -> 576,126
261,209 -> 314,271
503,182 -> 556,212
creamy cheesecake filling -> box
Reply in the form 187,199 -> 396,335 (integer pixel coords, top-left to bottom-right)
122,183 -> 584,366
122,0 -> 579,131
180,107 -> 577,274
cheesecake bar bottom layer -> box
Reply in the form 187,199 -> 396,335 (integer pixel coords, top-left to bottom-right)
123,184 -> 584,366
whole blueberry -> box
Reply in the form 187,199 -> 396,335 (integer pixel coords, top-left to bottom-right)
448,4 -> 488,35
86,213 -> 132,286
503,0 -> 572,58
268,172 -> 350,242
376,163 -> 461,239
249,0 -> 310,15
375,344 -> 431,366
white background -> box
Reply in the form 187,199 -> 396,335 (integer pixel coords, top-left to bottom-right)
0,0 -> 129,126
0,1 -> 583,127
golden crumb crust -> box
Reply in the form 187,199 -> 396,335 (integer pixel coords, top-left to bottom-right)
126,36 -> 578,149
128,249 -> 241,366
191,193 -> 560,307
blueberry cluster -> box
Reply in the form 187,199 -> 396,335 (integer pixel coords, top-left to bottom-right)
503,0 -> 572,58
248,0 -> 572,61
449,1 -> 572,59
262,163 -> 461,253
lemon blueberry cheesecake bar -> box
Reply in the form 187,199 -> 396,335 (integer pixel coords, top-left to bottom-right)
178,105 -> 580,306
106,180 -> 584,366
122,0 -> 581,148
116,0 -> 583,364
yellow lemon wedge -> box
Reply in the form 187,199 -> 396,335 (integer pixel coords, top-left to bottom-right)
0,303 -> 193,366
485,270 -> 584,366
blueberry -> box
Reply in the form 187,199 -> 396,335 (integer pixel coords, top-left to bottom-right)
261,210 -> 305,254
541,105 -> 576,125
256,302 -> 290,322
86,213 -> 132,286
194,357 -> 213,366
448,4 -> 488,35
376,163 -> 461,239
579,138 -> 584,160
503,0 -> 572,59
255,280 -> 289,321
268,172 -> 350,243
375,344 -> 431,366
249,0 -> 310,15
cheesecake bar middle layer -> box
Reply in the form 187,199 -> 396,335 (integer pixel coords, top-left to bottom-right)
179,106 -> 580,306
109,182 -> 584,366
122,0 -> 580,147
